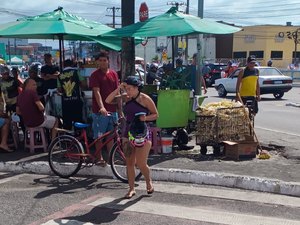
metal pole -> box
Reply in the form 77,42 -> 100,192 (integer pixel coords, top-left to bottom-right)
112,7 -> 116,28
121,0 -> 135,80
8,39 -> 11,66
196,0 -> 204,95
172,36 -> 175,69
185,0 -> 190,64
294,30 -> 298,65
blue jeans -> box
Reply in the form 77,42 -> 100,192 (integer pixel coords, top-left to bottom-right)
92,112 -> 118,139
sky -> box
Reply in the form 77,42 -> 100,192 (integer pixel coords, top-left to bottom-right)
1,0 -> 300,48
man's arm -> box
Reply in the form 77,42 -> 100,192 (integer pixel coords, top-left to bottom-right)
41,68 -> 60,81
35,100 -> 45,112
256,70 -> 261,101
236,69 -> 244,100
92,87 -> 107,115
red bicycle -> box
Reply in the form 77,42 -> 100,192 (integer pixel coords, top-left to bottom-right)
48,116 -> 142,183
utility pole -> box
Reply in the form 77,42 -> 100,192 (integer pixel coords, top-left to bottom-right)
196,0 -> 204,95
121,0 -> 135,79
106,7 -> 121,28
167,1 -> 186,61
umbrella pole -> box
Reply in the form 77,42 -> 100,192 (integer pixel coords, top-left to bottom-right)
59,37 -> 63,72
172,36 -> 175,69
62,36 -> 65,65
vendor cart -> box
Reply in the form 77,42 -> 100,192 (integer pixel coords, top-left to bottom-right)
196,105 -> 251,155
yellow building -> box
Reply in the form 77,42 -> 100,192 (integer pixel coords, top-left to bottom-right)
233,24 -> 300,69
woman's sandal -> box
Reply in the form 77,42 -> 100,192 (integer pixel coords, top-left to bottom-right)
147,186 -> 154,195
124,190 -> 136,199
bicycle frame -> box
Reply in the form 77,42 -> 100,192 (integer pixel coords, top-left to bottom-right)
63,122 -> 124,163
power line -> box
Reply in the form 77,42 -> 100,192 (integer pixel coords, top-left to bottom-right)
106,7 -> 121,28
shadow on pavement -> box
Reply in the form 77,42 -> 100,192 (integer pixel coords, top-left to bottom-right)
63,195 -> 146,224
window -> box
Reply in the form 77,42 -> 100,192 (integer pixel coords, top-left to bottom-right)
249,51 -> 264,59
271,51 -> 283,59
292,52 -> 300,58
233,51 -> 247,58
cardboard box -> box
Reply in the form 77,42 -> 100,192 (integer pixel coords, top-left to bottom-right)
223,136 -> 257,160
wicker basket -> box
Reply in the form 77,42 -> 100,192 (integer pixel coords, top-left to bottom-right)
196,106 -> 250,145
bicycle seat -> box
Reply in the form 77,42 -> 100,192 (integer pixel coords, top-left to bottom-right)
74,122 -> 90,129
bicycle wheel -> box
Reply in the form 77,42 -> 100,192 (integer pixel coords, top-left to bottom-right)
48,135 -> 84,178
109,142 -> 142,183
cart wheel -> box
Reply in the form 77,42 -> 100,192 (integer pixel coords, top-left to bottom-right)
200,145 -> 207,155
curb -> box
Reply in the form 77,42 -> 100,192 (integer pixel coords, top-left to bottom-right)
0,161 -> 299,198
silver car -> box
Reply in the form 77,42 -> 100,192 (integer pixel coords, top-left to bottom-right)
214,67 -> 293,99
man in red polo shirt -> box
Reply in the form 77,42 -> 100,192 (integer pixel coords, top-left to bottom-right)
89,51 -> 120,163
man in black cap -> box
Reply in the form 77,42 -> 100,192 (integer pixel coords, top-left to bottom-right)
236,56 -> 260,114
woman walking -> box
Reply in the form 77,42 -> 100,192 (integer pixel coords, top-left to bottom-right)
106,76 -> 158,199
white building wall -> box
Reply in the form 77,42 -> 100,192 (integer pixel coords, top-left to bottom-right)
135,36 -> 216,64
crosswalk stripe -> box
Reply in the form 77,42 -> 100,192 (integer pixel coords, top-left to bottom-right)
89,197 -> 300,225
135,182 -> 300,208
42,219 -> 93,225
0,173 -> 25,184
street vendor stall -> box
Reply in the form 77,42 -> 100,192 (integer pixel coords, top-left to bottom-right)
195,100 -> 252,156
102,7 -> 241,150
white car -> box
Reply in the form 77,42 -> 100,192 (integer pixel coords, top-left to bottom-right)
214,67 -> 293,99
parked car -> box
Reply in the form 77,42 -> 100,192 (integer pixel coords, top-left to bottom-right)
214,67 -> 293,99
204,63 -> 227,87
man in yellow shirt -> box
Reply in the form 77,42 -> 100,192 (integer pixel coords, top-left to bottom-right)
236,56 -> 260,114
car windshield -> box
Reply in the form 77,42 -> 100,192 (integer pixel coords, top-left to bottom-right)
259,68 -> 283,76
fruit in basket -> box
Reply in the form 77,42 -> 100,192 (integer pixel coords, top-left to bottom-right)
196,100 -> 244,116
196,101 -> 251,144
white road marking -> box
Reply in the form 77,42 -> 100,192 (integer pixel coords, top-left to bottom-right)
88,197 -> 300,225
136,182 -> 300,208
42,220 -> 93,225
0,173 -> 25,184
255,126 -> 300,137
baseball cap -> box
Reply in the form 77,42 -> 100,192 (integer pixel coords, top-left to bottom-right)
124,76 -> 143,88
247,56 -> 256,63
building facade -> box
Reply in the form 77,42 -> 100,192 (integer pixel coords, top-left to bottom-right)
233,24 -> 300,69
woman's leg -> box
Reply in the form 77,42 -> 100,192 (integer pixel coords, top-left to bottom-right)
135,141 -> 153,192
125,148 -> 136,198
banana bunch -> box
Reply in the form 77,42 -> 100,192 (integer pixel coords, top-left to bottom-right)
63,81 -> 75,97
258,150 -> 271,159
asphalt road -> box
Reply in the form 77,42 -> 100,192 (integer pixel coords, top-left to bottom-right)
1,172 -> 300,225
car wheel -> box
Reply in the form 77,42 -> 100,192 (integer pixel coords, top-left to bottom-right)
217,85 -> 227,97
273,92 -> 284,99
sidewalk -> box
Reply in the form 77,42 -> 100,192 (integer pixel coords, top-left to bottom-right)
0,130 -> 299,197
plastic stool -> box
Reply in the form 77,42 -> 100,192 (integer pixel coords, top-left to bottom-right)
24,127 -> 48,153
149,127 -> 162,154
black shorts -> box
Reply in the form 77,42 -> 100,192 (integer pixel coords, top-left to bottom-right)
241,96 -> 258,114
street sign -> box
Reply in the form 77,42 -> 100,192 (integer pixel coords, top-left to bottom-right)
139,2 -> 149,22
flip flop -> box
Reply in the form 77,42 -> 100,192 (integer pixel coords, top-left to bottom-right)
147,187 -> 154,195
124,191 -> 136,199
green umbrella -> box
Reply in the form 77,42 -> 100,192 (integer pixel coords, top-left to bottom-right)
0,7 -> 114,40
103,7 -> 241,37
0,7 -> 118,68
103,7 -> 241,94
